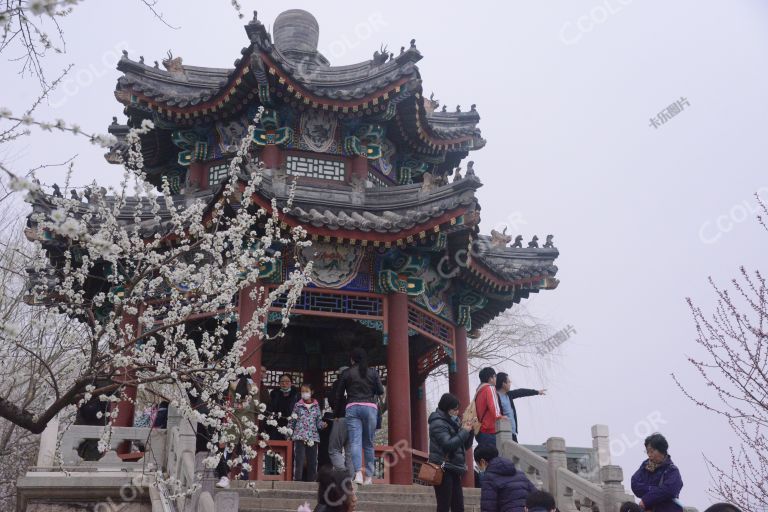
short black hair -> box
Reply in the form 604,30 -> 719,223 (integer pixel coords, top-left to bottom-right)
496,372 -> 509,390
479,367 -> 496,384
300,382 -> 313,391
703,504 -> 742,512
437,393 -> 460,412
473,444 -> 499,464
620,502 -> 643,512
644,433 -> 669,455
279,373 -> 293,382
526,490 -> 556,512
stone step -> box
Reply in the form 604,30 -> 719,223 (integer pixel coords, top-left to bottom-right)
237,488 -> 480,504
227,481 -> 481,511
237,496 -> 481,512
229,480 -> 480,496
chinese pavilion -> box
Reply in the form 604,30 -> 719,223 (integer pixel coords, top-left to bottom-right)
29,9 -> 559,487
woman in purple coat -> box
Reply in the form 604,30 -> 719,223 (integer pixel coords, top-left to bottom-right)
631,433 -> 683,512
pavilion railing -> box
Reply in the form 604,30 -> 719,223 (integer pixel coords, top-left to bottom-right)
496,418 -> 634,512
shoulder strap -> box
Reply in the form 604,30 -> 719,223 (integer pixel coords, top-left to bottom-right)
475,384 -> 489,423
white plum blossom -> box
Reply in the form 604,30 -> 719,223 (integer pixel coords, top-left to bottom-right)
2,106 -> 312,493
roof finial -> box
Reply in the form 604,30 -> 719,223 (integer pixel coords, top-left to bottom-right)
139,55 -> 145,64
154,60 -> 159,68
490,227 -> 513,248
528,235 -> 539,248
441,105 -> 447,112
111,116 -> 118,125
252,10 -> 258,21
410,38 -> 416,49
456,105 -> 461,113
400,46 -> 405,54
543,235 -> 555,248
512,235 -> 523,248
70,189 -> 80,202
470,104 -> 477,111
51,184 -> 62,198
122,49 -> 128,58
466,161 -> 476,177
452,166 -> 462,182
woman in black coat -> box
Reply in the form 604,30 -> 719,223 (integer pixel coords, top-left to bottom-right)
428,393 -> 480,512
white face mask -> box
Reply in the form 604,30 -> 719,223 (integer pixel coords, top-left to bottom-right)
301,392 -> 311,401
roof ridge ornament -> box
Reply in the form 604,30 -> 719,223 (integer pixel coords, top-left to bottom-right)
162,50 -> 187,79
490,227 -> 512,248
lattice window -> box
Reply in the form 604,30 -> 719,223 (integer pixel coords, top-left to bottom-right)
407,304 -> 453,346
208,163 -> 230,187
272,290 -> 383,317
261,370 -> 304,389
323,365 -> 388,389
286,155 -> 345,181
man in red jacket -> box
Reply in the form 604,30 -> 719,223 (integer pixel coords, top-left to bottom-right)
475,367 -> 504,447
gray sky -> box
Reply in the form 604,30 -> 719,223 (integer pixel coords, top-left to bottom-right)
3,0 -> 768,507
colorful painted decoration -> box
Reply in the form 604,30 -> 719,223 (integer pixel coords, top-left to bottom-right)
399,156 -> 431,180
300,110 -> 337,152
215,116 -> 250,153
344,135 -> 382,160
297,241 -> 366,289
172,129 -> 208,166
378,269 -> 424,296
371,138 -> 397,178
252,109 -> 294,147
355,123 -> 385,144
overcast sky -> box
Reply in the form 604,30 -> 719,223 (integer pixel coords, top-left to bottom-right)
3,0 -> 767,507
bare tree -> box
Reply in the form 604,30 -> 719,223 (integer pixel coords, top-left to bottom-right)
0,206 -> 84,509
467,305 -> 554,373
674,193 -> 768,512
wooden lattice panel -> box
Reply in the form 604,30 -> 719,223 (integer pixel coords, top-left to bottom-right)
407,303 -> 454,347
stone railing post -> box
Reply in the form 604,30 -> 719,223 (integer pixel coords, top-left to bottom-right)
495,417 -> 514,452
36,415 -> 60,467
600,465 -> 632,512
546,437 -> 567,495
592,424 -> 611,469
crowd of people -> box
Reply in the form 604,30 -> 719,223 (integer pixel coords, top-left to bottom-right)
110,355 -> 743,512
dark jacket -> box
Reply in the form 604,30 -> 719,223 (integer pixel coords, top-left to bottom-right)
428,410 -> 474,475
630,456 -> 683,512
498,388 -> 539,435
336,366 -> 383,406
480,456 -> 536,512
328,378 -> 347,418
268,386 -> 300,418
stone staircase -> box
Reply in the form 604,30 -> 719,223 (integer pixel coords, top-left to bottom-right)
228,480 -> 481,512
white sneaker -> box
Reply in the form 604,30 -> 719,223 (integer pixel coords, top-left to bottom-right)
353,471 -> 364,484
216,476 -> 230,488
363,476 -> 373,485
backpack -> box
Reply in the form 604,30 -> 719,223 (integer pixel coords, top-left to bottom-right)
462,383 -> 489,425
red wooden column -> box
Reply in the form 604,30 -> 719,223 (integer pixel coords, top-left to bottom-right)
449,326 -> 474,487
386,292 -> 413,484
239,284 -> 263,386
261,144 -> 281,170
410,378 -> 428,453
187,161 -> 207,190
350,155 -> 368,183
